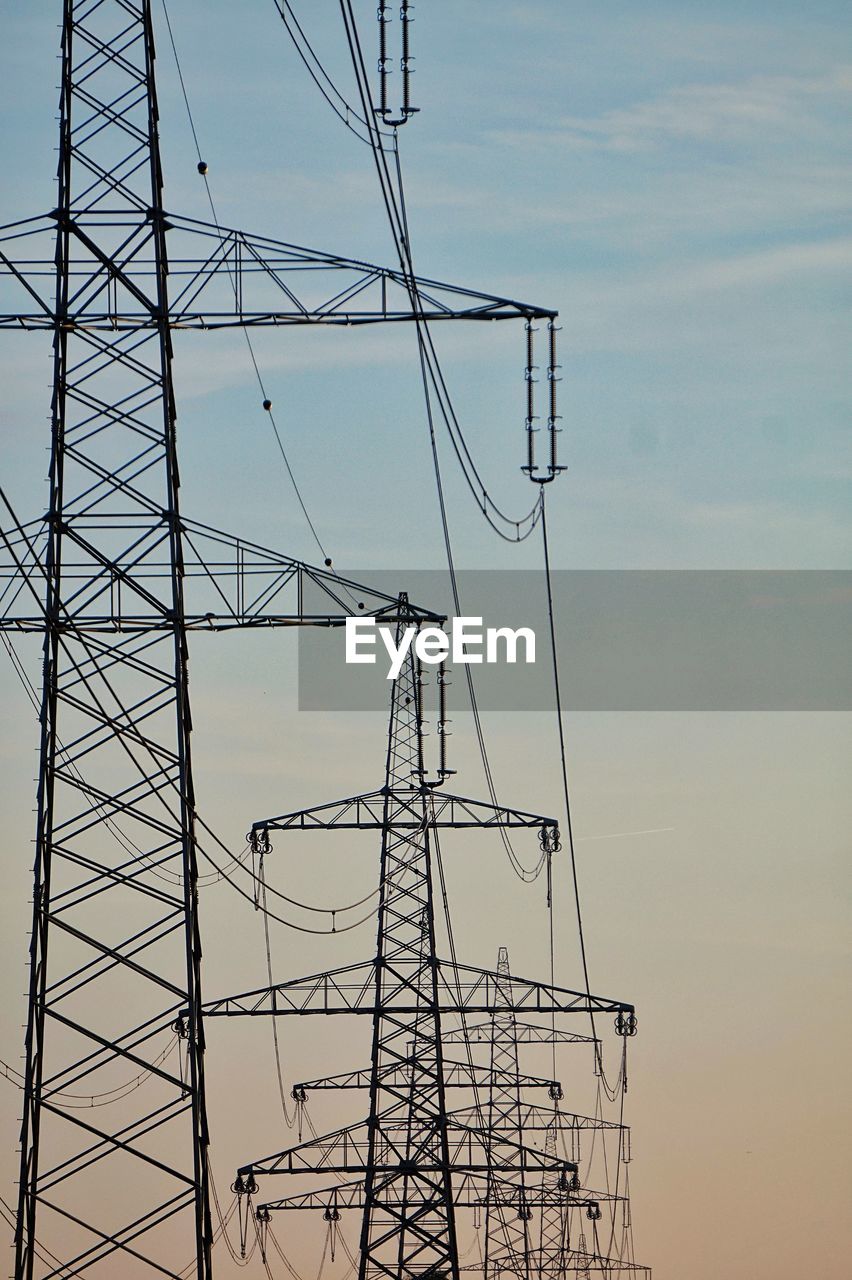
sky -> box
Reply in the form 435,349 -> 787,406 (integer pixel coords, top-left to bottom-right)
0,3 -> 850,1278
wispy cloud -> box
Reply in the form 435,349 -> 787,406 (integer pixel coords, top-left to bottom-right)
404,157 -> 852,250
565,475 -> 852,569
625,234 -> 852,296
490,233 -> 852,364
495,66 -> 852,153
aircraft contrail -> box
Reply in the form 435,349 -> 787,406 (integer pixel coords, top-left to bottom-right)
576,826 -> 675,843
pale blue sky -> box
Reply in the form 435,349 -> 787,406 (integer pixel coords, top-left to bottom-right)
0,5 -> 850,1278
1,1 -> 850,572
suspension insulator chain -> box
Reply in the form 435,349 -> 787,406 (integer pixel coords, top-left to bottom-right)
547,319 -> 566,478
417,658 -> 456,788
437,666 -> 456,780
249,826 -> 272,858
232,1172 -> 258,1259
376,2 -> 419,126
521,319 -> 539,477
539,823 -> 562,855
248,826 -> 271,909
523,318 -> 565,483
323,1194 -> 341,1223
256,1205 -> 271,1265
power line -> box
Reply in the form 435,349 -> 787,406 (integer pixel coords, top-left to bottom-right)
337,0 -> 551,883
161,0 -> 334,568
272,0 -> 393,149
338,0 -> 545,543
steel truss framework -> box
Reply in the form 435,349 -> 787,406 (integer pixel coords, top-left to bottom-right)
483,949 -> 535,1279
202,620 -> 635,1280
2,4 -> 559,1278
466,964 -> 650,1280
0,211 -> 557,331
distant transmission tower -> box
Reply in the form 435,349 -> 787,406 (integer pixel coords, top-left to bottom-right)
202,607 -> 635,1279
0,4 -> 558,1277
482,948 -> 537,1279
469,951 -> 650,1279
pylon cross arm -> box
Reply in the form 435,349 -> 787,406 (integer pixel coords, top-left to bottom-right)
255,1172 -> 603,1215
199,958 -> 633,1018
293,1060 -> 562,1094
0,211 -> 558,329
437,963 -> 634,1018
0,514 -> 441,631
448,1103 -> 624,1134
239,1117 -> 576,1180
252,790 -> 557,834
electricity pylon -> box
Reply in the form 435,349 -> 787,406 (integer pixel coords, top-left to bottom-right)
482,948 -> 536,1279
0,4 -> 558,1276
458,954 -> 650,1280
200,605 -> 635,1280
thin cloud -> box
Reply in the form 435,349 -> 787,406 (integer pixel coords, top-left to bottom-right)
496,66 -> 852,153
631,235 -> 852,297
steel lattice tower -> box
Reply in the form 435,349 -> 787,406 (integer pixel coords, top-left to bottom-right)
358,620 -> 459,1278
14,5 -> 212,1273
482,949 -> 533,1280
202,607 -> 636,1280
464,957 -> 650,1280
0,6 -> 591,1278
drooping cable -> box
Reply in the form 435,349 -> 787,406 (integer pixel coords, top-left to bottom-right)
197,1169 -> 255,1270
431,820 -> 489,1135
0,1037 -> 177,1108
335,3 -> 551,883
196,811 -> 379,918
336,1228 -> 360,1276
600,1038 -> 630,1262
251,1208 -> 278,1280
387,144 -> 547,875
266,1220 -> 309,1279
541,489 -> 632,1277
541,493 -> 615,1085
259,857 -> 296,1127
5,615 -> 378,917
338,0 -> 544,543
272,0 -> 394,149
0,625 -> 236,889
408,306 -> 547,878
423,384 -> 548,882
1,489 -> 376,934
160,0 -> 333,568
0,1194 -> 76,1279
196,836 -> 377,935
391,139 -> 545,542
547,847 -> 558,1084
327,36 -> 549,857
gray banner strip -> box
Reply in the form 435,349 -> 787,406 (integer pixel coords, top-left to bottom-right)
297,570 -> 852,711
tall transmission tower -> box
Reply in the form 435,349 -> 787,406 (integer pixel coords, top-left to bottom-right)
467,953 -> 650,1279
482,948 -> 536,1280
0,5 -> 559,1277
201,610 -> 636,1279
